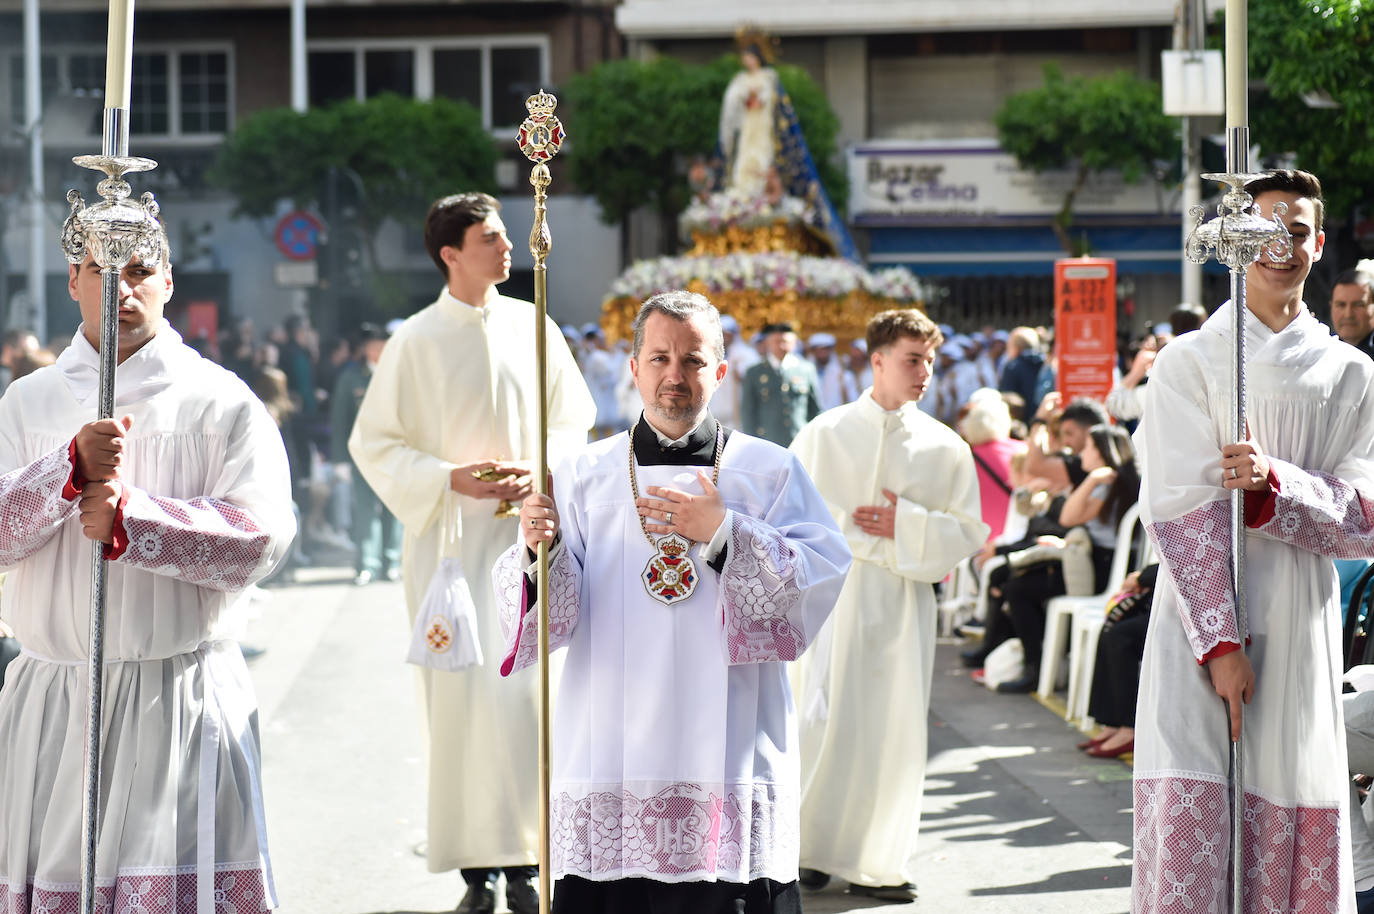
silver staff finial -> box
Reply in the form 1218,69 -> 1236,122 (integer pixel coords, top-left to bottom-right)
60,154 -> 164,270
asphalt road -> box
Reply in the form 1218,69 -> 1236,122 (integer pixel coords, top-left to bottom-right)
245,567 -> 1134,913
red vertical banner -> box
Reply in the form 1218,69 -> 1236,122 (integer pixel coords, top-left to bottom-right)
1054,258 -> 1117,405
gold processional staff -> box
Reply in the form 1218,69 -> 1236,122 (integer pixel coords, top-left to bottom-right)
516,88 -> 565,914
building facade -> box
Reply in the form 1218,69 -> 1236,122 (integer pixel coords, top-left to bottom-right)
0,0 -> 622,346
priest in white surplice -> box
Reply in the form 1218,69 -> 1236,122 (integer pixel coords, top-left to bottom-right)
494,291 -> 851,914
0,237 -> 296,913
349,193 -> 594,914
790,309 -> 989,902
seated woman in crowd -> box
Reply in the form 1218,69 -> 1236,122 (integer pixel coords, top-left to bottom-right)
965,424 -> 1140,693
959,389 -> 1027,542
1080,564 -> 1159,759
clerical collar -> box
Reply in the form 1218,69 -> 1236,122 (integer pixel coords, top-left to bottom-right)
439,286 -> 494,312
632,413 -> 730,466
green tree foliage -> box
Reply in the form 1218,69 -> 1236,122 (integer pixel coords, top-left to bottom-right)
563,55 -> 847,252
209,94 -> 496,315
996,64 -> 1178,255
1247,0 -> 1374,222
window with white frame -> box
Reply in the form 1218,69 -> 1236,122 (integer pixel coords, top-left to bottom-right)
306,36 -> 550,130
6,46 -> 232,140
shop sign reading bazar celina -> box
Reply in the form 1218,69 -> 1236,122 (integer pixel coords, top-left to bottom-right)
847,139 -> 1175,225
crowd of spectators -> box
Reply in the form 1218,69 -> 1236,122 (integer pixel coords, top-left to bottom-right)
0,312 -> 400,587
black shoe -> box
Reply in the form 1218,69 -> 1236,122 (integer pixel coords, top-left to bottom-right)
505,877 -> 539,914
959,647 -> 988,668
848,882 -> 917,903
995,672 -> 1038,694
455,881 -> 496,914
799,868 -> 831,890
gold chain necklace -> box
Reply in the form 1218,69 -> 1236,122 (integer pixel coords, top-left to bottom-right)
628,419 -> 724,605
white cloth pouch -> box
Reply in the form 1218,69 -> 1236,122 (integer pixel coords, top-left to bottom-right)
982,637 -> 1025,690
406,556 -> 484,672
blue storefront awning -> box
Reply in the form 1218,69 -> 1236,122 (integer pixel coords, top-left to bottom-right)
866,224 -> 1224,277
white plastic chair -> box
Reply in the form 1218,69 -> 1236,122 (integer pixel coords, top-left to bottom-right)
1066,606 -> 1107,724
1035,503 -> 1145,703
937,558 -> 978,637
1065,534 -> 1157,725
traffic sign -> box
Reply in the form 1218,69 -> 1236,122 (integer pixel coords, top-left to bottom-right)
275,211 -> 324,261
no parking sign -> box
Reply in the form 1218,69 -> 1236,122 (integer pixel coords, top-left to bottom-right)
275,211 -> 323,262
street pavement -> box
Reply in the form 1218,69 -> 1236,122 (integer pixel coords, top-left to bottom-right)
245,566 -> 1133,913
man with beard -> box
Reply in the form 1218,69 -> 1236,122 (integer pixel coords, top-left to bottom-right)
494,291 -> 850,913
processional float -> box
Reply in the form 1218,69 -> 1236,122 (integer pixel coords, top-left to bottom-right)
516,89 -> 564,914
57,1 -> 166,912
1181,1 -> 1291,911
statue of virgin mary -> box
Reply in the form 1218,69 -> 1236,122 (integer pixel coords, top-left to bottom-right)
717,27 -> 859,261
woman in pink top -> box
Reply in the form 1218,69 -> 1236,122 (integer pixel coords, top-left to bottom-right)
959,389 -> 1024,540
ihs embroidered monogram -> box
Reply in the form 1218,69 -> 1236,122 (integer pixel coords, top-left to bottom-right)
628,421 -> 724,606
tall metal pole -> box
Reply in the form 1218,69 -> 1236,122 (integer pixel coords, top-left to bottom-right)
58,2 -> 165,911
516,89 -> 565,914
1183,2 -> 1292,910
290,0 -> 307,113
23,0 -> 46,341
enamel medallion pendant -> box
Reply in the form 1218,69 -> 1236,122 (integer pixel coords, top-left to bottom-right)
642,533 -> 699,605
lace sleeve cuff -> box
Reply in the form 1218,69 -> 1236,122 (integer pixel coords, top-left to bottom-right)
719,512 -> 808,664
1250,457 -> 1374,558
0,443 -> 85,566
1148,500 -> 1241,662
495,540 -> 581,677
111,487 -> 276,591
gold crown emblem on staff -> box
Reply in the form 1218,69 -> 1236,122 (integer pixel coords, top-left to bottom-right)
517,90 -> 564,164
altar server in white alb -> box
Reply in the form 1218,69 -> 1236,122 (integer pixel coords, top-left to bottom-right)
495,291 -> 851,913
1133,170 -> 1367,914
349,192 -> 594,914
0,233 -> 295,912
790,309 -> 988,902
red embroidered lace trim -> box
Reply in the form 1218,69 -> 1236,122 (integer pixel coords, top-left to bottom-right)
551,781 -> 796,883
112,488 -> 271,592
0,445 -> 82,566
1147,500 -> 1240,662
0,867 -> 272,914
1254,457 -> 1374,559
495,542 -> 580,677
720,514 -> 806,664
1133,775 -> 1343,914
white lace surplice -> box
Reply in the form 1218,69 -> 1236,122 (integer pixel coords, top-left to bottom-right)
0,326 -> 295,914
492,432 -> 851,884
1133,303 -> 1370,914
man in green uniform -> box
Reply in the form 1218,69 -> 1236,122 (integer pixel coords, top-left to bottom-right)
740,321 -> 822,445
331,322 -> 399,585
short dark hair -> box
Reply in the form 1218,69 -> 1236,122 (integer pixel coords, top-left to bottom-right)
1169,303 -> 1208,335
424,192 -> 500,279
865,309 -> 943,354
1060,396 -> 1110,430
1245,169 -> 1325,230
355,322 -> 388,344
1333,269 -> 1374,293
631,291 -> 725,361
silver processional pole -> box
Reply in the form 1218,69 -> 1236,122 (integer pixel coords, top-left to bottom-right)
57,2 -> 166,911
1182,1 -> 1290,910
